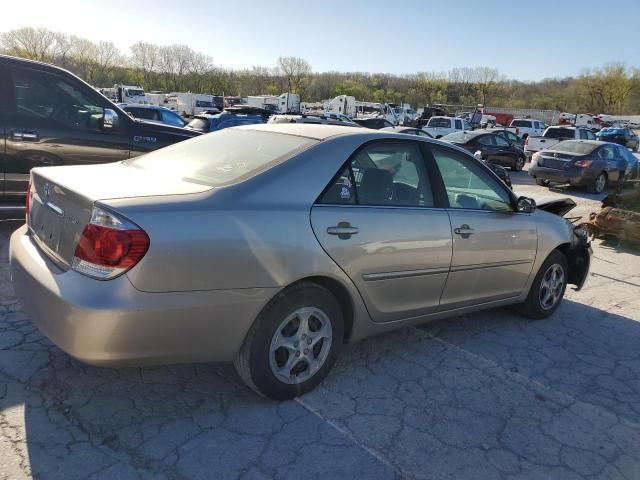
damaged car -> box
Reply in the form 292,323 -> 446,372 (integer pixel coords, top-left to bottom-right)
11,125 -> 591,400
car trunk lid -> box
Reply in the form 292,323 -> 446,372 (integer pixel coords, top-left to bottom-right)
538,151 -> 579,170
27,162 -> 211,267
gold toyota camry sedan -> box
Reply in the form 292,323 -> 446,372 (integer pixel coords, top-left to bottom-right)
11,124 -> 591,399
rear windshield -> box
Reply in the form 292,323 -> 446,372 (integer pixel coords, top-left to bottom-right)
549,140 -> 598,155
127,129 -> 316,186
511,120 -> 532,128
442,131 -> 478,143
544,128 -> 575,139
428,117 -> 451,128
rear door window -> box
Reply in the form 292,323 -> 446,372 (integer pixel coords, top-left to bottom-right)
319,142 -> 434,208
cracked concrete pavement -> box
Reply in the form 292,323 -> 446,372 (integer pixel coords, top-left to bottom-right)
1,170 -> 640,479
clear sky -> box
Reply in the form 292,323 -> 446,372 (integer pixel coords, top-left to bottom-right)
2,0 -> 639,80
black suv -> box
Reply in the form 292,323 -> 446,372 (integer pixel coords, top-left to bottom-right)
0,55 -> 201,206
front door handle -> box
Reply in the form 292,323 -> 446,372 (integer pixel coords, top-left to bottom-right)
454,224 -> 474,238
11,130 -> 39,140
327,222 -> 359,239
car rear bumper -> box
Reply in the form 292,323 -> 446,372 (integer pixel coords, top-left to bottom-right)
10,225 -> 276,366
528,165 -> 593,186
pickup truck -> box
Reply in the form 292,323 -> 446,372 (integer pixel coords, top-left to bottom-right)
524,126 -> 596,158
509,119 -> 546,140
423,116 -> 472,138
0,54 -> 201,208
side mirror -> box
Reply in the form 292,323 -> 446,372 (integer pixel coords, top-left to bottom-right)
103,108 -> 120,130
473,150 -> 483,160
516,196 -> 536,213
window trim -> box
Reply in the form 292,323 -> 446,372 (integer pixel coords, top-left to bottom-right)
315,138 -> 442,209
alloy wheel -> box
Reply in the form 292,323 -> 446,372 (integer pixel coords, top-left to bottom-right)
269,307 -> 333,385
538,263 -> 565,310
595,173 -> 606,193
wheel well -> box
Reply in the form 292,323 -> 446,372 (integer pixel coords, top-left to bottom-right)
555,243 -> 589,287
292,276 -> 354,343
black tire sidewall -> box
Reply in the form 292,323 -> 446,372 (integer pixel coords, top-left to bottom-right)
247,285 -> 344,400
524,251 -> 568,319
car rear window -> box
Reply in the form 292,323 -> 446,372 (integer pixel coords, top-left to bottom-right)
549,141 -> 598,155
428,118 -> 452,128
544,128 -> 574,139
127,129 -> 317,186
442,131 -> 478,143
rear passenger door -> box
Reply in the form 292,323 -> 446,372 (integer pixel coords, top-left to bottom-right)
428,145 -> 537,309
311,140 -> 453,323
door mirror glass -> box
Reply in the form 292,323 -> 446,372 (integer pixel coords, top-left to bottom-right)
103,109 -> 119,130
516,196 -> 536,213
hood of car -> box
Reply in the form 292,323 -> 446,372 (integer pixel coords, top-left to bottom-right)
534,196 -> 577,217
133,118 -> 201,138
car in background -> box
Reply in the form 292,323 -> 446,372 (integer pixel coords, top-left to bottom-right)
268,114 -> 359,127
525,126 -> 596,158
424,116 -> 472,138
353,118 -> 395,129
121,104 -> 187,128
442,131 -> 526,171
0,54 -> 200,206
12,124 -> 591,400
380,126 -> 433,138
186,111 -> 264,133
476,127 -> 523,148
528,140 -> 628,193
596,128 -> 639,152
509,119 -> 546,140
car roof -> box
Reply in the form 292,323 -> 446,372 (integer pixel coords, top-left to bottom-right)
239,123 -> 364,140
379,126 -> 417,132
122,104 -> 169,111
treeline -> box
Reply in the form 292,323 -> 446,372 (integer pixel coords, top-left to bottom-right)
2,26 -> 640,114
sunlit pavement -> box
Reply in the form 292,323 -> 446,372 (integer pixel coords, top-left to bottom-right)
1,169 -> 640,479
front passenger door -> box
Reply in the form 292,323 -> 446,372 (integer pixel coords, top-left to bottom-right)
4,66 -> 130,199
429,145 -> 537,310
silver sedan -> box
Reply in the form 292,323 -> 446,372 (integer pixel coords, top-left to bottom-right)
11,124 -> 591,400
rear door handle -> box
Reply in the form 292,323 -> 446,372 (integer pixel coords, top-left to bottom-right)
454,224 -> 474,238
327,222 -> 359,239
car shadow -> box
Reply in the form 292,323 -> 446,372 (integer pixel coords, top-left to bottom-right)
2,288 -> 640,477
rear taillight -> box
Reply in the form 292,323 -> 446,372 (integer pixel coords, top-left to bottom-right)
524,137 -> 528,146
574,160 -> 593,168
72,207 -> 149,280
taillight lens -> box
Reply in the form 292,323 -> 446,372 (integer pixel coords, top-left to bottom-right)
72,207 -> 149,280
575,159 -> 593,168
524,137 -> 528,146
25,183 -> 32,222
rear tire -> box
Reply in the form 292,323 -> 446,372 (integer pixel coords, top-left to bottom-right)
513,156 -> 525,171
535,178 -> 550,186
517,250 -> 568,320
588,172 -> 607,194
234,282 -> 344,400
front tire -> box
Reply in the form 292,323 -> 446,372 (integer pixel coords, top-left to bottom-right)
234,282 -> 344,400
517,250 -> 568,320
